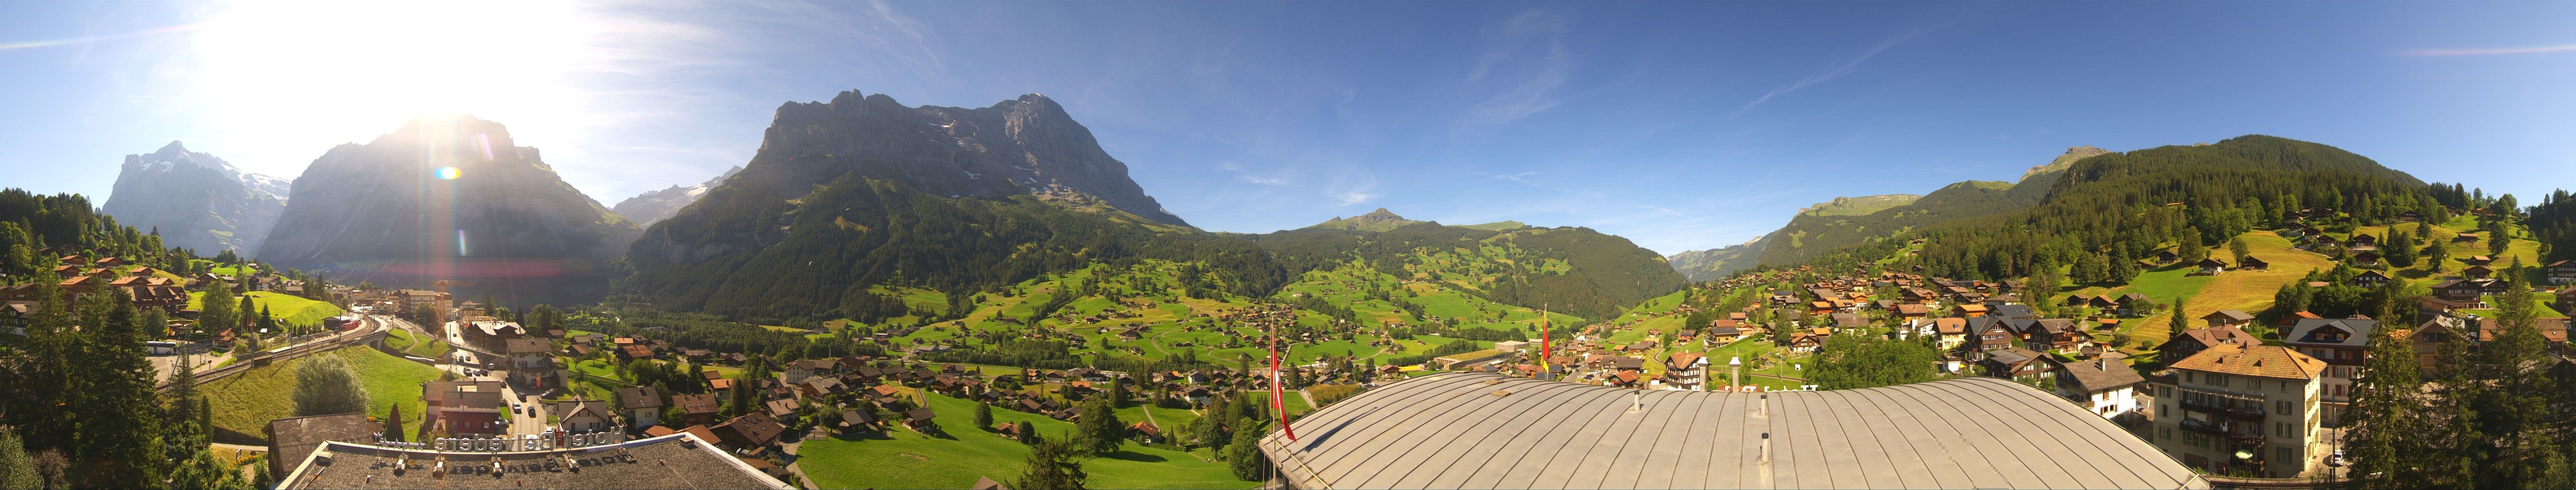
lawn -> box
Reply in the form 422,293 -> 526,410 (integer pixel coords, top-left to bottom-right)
798,392 -> 1252,490
2074,232 -> 2333,347
187,291 -> 347,327
202,345 -> 441,445
384,328 -> 452,359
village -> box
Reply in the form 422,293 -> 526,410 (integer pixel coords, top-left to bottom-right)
2,199 -> 2571,489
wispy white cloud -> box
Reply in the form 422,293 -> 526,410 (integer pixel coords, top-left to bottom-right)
1733,28 -> 1932,116
1335,189 -> 1379,206
1459,10 -> 1574,126
2397,44 -> 2576,56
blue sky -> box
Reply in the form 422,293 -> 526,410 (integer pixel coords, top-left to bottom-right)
2,1 -> 2571,255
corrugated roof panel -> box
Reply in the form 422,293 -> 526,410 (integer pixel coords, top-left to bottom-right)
1263,373 -> 2207,490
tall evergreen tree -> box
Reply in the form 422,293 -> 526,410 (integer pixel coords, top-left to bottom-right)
72,289 -> 165,489
2342,323 -> 2430,488
2166,296 -> 2191,345
1224,418 -> 1272,481
1073,398 -> 1123,456
1006,431 -> 1087,490
0,426 -> 36,490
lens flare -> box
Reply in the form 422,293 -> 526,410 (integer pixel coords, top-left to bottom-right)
437,167 -> 461,179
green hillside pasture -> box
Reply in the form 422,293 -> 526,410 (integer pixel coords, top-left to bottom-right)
250,291 -> 344,326
384,328 -> 452,359
1113,403 -> 1202,434
203,345 -> 440,445
798,393 -> 1251,490
2074,232 -> 2331,348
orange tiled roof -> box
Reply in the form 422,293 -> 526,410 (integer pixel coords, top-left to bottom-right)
2169,345 -> 2324,380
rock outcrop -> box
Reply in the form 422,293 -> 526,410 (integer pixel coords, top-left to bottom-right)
726,91 -> 1185,225
611,166 -> 741,226
100,141 -> 291,255
258,116 -> 640,301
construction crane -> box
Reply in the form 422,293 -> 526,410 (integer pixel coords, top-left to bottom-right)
429,280 -> 471,334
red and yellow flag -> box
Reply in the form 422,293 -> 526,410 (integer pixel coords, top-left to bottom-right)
1270,330 -> 1296,441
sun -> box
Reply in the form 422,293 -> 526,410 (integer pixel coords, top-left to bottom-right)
187,0 -> 594,161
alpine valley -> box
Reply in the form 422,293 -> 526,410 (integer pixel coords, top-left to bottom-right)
20,89 -> 2576,490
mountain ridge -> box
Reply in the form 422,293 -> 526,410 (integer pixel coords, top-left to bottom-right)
99,141 -> 291,255
611,165 -> 743,226
726,91 -> 1186,226
259,115 -> 640,303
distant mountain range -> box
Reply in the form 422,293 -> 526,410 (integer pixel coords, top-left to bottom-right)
99,141 -> 292,255
616,92 -> 1682,321
1665,236 -> 1762,282
612,166 -> 742,226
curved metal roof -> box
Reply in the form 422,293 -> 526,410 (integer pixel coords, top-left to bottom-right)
1260,373 -> 2207,490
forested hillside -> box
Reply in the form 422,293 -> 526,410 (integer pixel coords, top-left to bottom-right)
1814,135 -> 2430,281
0,189 -> 203,279
1248,220 -> 1684,319
1750,147 -> 2090,267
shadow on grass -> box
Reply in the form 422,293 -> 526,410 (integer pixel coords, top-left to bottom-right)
1100,450 -> 1167,463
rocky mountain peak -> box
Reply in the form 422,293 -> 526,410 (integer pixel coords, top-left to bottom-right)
257,115 -> 638,302
732,90 -> 1186,226
612,165 -> 745,226
103,142 -> 292,254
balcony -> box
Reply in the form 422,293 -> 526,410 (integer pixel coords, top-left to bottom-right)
2178,395 -> 2266,420
2180,418 -> 2269,445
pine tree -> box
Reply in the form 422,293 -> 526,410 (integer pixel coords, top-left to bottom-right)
2166,296 -> 2191,345
2343,321 -> 2431,488
1073,398 -> 1123,456
973,402 -> 993,430
1006,431 -> 1086,490
72,289 -> 165,488
1225,418 -> 1272,481
0,426 -> 36,490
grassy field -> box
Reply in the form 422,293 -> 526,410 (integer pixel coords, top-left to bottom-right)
383,328 -> 452,359
187,290 -> 347,327
798,392 -> 1253,490
886,260 -> 1521,367
202,345 -> 440,445
2062,232 -> 2334,347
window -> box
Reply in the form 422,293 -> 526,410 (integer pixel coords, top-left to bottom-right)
2161,426 -> 2171,440
2276,446 -> 2292,465
2277,400 -> 2290,414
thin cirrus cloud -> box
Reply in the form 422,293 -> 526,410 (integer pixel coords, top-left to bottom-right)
2397,44 -> 2576,56
1733,27 -> 1934,117
1458,10 -> 1574,127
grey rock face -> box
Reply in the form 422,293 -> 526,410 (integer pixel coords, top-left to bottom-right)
727,91 -> 1186,226
258,116 -> 641,290
100,141 -> 291,255
611,166 -> 741,226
